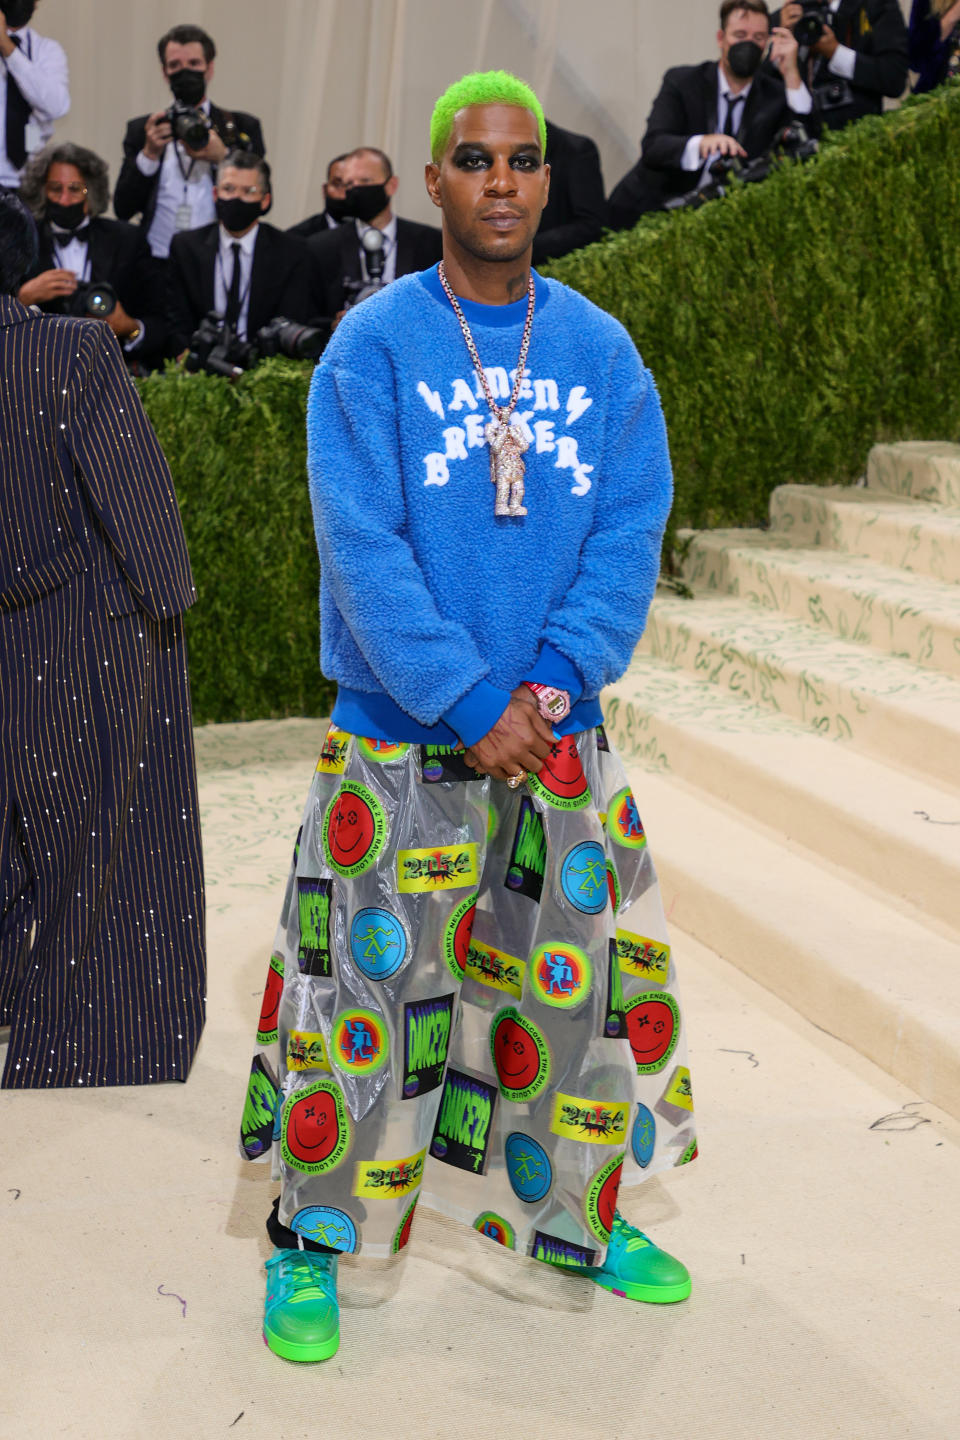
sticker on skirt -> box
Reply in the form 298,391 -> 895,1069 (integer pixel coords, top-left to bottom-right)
286,1030 -> 331,1072
420,744 -> 485,783
316,727 -> 351,775
397,843 -> 478,893
616,929 -> 670,986
331,1009 -> 389,1076
504,794 -> 546,902
298,878 -> 333,976
429,1068 -> 498,1174
392,1197 -> 419,1252
584,1151 -> 625,1244
530,1231 -> 598,1268
356,737 -> 410,764
353,1147 -> 426,1199
291,1205 -> 357,1252
402,993 -> 455,1097
606,787 -> 646,849
624,992 -> 680,1074
560,841 -> 609,914
474,1212 -> 516,1248
526,735 -> 591,811
442,893 -> 476,983
281,1079 -> 351,1175
256,953 -> 284,1045
529,942 -> 592,1009
490,1008 -> 550,1101
504,1132 -> 553,1202
323,781 -> 387,878
465,938 -> 524,999
350,906 -> 407,981
604,938 -> 627,1039
550,1091 -> 629,1145
240,1054 -> 279,1159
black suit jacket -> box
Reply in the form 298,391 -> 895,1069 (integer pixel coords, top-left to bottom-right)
288,210 -> 340,240
772,0 -> 908,129
113,103 -> 265,231
24,216 -> 167,367
166,220 -> 316,355
533,120 -> 607,264
0,296 -> 195,618
608,59 -> 813,227
307,216 -> 443,318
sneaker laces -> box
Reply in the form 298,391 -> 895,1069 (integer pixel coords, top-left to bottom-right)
610,1213 -> 653,1254
266,1248 -> 337,1306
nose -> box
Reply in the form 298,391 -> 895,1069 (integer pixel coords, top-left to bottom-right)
484,157 -> 518,194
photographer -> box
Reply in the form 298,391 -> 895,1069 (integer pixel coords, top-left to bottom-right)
532,119 -> 608,263
0,0 -> 69,190
288,152 -> 350,239
609,1 -> 815,227
114,24 -> 265,260
908,0 -> 960,92
166,150 -> 315,359
773,1 -> 909,128
307,146 -> 442,320
17,141 -> 166,369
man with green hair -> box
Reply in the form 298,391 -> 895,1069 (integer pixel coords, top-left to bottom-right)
242,67 -> 695,1363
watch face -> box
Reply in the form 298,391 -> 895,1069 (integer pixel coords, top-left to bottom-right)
542,692 -> 569,718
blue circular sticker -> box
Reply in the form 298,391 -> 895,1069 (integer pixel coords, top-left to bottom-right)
504,1131 -> 553,1203
290,1205 -> 357,1253
560,842 -> 609,914
631,1104 -> 656,1169
350,907 -> 407,981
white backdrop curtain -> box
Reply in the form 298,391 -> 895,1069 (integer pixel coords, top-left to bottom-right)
36,0 -> 909,231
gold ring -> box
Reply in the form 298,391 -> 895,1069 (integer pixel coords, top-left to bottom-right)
506,770 -> 527,790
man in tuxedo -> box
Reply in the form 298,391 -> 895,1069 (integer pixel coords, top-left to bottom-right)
775,0 -> 908,130
17,141 -> 166,369
532,119 -> 607,264
307,146 -> 442,320
0,0 -> 69,191
0,191 -> 205,1089
166,150 -> 315,357
114,23 -> 265,260
288,152 -> 350,240
609,0 -> 814,228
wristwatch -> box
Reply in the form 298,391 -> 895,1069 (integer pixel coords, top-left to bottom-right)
522,682 -> 571,721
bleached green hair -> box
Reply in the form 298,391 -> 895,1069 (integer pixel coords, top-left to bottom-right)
430,70 -> 546,165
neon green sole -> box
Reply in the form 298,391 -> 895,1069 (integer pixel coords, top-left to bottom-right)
590,1271 -> 692,1304
263,1324 -> 340,1363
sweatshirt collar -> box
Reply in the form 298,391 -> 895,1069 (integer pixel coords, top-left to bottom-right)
418,262 -> 550,327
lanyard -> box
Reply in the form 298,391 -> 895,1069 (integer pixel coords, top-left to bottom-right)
52,237 -> 91,283
215,246 -> 253,322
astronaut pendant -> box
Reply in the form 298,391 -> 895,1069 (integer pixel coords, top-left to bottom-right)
486,418 -> 529,517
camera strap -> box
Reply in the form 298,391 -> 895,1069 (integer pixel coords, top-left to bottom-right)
51,235 -> 91,284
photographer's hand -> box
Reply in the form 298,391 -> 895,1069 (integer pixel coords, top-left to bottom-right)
770,26 -> 802,85
699,134 -> 747,160
18,269 -> 79,305
780,2 -> 803,28
186,129 -> 227,164
812,25 -> 838,60
461,698 -> 555,783
0,11 -> 14,60
105,299 -> 141,342
143,110 -> 173,161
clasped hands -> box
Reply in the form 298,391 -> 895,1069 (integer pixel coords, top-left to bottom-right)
462,686 -> 556,783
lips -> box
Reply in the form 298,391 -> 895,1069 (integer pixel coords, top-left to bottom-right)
481,209 -> 524,229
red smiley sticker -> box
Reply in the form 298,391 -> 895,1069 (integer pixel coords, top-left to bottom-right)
323,781 -> 386,878
490,1008 -> 550,1101
256,953 -> 284,1045
281,1080 -> 350,1174
624,992 -> 680,1074
528,736 -> 591,811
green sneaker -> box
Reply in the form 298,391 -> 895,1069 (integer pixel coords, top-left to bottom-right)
587,1212 -> 691,1303
263,1246 -> 340,1362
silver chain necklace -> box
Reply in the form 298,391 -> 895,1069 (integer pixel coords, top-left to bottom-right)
437,260 -> 536,517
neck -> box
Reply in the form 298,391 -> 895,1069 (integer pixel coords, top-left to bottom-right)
440,240 -> 532,306
719,59 -> 749,94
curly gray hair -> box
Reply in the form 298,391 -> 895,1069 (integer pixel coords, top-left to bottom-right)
18,141 -> 110,220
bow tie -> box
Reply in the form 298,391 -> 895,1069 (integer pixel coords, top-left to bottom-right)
50,221 -> 91,239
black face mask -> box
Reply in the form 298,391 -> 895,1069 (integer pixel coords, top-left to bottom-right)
727,40 -> 764,79
168,68 -> 207,106
46,198 -> 87,231
341,183 -> 388,223
324,192 -> 350,222
3,0 -> 36,28
216,196 -> 264,233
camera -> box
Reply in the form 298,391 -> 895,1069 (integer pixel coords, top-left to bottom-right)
65,280 -> 118,320
793,0 -> 831,48
665,123 -> 818,211
163,100 -> 211,152
186,312 -> 328,379
816,75 -> 856,110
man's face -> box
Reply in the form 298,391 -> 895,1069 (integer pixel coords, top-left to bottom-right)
718,8 -> 770,68
324,159 -> 348,203
215,166 -> 269,219
343,151 -> 397,196
45,160 -> 89,217
162,40 -> 213,90
426,104 -> 549,264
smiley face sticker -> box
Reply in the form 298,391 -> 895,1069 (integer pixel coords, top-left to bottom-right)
624,992 -> 680,1074
527,735 -> 591,811
323,780 -> 386,878
281,1079 -> 350,1174
490,1007 -> 550,1102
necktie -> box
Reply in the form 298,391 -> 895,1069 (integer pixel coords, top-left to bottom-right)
5,35 -> 30,171
225,242 -> 242,328
723,93 -> 743,138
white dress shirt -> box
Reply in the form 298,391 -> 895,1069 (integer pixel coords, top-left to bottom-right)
0,25 -> 70,187
136,98 -> 217,259
213,223 -> 259,339
356,215 -> 398,286
48,220 -> 146,352
824,0 -> 859,81
681,59 -> 812,173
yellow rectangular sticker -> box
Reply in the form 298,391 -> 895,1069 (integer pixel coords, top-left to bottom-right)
464,940 -> 524,998
661,1066 -> 694,1113
316,727 -> 351,774
397,843 -> 478,893
352,1147 -> 426,1199
616,930 -> 670,985
286,1030 -> 330,1072
550,1092 -> 630,1145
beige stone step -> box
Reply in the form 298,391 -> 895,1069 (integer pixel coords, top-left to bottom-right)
768,484 -> 960,585
867,441 -> 960,506
639,594 -> 960,786
678,530 -> 960,677
603,659 -> 960,932
627,765 -> 960,1120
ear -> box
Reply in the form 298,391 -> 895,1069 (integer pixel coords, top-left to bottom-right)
260,191 -> 272,213
542,160 -> 551,209
386,174 -> 399,199
424,162 -> 442,208
206,59 -> 215,85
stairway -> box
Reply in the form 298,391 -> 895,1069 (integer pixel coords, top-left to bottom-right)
605,441 -> 960,1119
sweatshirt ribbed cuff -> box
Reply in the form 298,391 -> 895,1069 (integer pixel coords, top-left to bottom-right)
442,677 -> 512,748
522,642 -> 584,704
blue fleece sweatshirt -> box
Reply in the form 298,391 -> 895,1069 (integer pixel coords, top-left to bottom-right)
307,263 -> 673,747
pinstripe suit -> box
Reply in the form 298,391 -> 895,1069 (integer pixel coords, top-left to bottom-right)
0,296 -> 206,1086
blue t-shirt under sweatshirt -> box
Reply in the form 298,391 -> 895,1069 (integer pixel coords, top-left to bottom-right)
307,263 -> 673,747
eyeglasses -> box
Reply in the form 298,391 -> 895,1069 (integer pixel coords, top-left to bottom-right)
218,183 -> 265,199
45,182 -> 87,198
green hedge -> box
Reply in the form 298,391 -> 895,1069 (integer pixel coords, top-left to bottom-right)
139,87 -> 960,724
